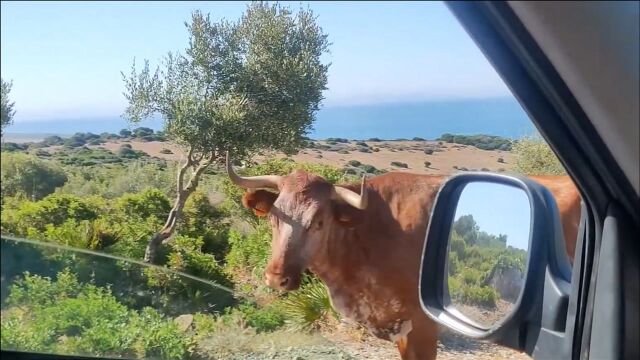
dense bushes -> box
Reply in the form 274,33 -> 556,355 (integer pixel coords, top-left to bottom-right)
1,269 -> 193,359
58,161 -> 177,199
2,193 -> 99,235
117,188 -> 171,220
47,146 -> 150,166
1,153 -> 68,200
1,142 -> 29,152
343,161 -> 383,176
437,133 -> 512,151
324,137 -> 349,143
512,135 -> 566,175
221,302 -> 286,333
224,225 -> 271,286
446,215 -> 525,308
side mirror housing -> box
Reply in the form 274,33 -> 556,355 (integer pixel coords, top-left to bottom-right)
419,172 -> 571,354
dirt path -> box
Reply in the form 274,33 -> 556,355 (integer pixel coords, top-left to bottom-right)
325,329 -> 530,360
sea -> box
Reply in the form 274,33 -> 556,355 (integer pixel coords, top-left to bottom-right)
3,97 -> 536,142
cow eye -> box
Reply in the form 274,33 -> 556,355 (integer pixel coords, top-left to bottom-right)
316,220 -> 324,229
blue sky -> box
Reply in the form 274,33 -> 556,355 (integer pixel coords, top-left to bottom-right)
455,182 -> 531,251
0,1 -> 511,123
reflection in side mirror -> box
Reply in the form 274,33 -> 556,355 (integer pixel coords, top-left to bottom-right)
445,182 -> 530,329
420,172 -> 569,352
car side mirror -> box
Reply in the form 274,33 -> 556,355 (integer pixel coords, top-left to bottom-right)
419,172 -> 571,353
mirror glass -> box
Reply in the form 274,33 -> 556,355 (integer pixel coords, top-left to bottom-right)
445,181 -> 531,328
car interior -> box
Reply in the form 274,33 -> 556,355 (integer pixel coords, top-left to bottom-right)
419,2 -> 638,360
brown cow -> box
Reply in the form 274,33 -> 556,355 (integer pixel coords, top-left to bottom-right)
227,157 -> 580,360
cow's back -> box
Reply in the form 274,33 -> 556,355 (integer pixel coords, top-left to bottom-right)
529,175 -> 581,261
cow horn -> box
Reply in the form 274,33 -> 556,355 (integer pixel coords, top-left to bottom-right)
332,175 -> 368,210
226,151 -> 281,189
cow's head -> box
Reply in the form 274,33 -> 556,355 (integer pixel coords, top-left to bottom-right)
227,153 -> 367,290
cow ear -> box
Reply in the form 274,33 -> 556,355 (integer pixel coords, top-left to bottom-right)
242,190 -> 278,217
332,201 -> 364,228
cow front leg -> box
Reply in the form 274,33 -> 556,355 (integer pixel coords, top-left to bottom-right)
393,318 -> 438,360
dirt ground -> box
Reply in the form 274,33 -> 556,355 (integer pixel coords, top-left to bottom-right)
93,139 -> 515,175
322,321 -> 530,360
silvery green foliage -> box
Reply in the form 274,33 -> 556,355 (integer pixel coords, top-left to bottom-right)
1,78 -> 16,134
122,2 -> 330,162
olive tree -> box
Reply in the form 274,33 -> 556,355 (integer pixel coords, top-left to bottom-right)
512,134 -> 566,175
1,78 -> 16,135
122,2 -> 330,263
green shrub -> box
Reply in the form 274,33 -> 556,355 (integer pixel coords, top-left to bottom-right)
117,146 -> 138,158
49,147 -> 122,166
437,133 -> 512,151
116,188 -> 171,220
222,302 -> 286,333
63,137 -> 86,148
412,137 -> 425,141
180,190 -> 231,259
459,267 -> 483,285
1,269 -> 193,359
390,161 -> 408,168
448,280 -> 497,308
276,277 -> 336,331
132,127 -> 154,138
348,160 -> 361,167
325,137 -> 349,143
58,161 -> 177,199
337,150 -> 349,154
355,141 -> 368,147
424,161 -> 431,168
343,167 -> 359,176
103,216 -> 162,260
159,148 -> 173,154
167,235 -> 232,288
224,225 -> 271,283
360,164 -> 380,174
512,135 -> 566,175
1,142 -> 28,152
4,193 -> 99,234
1,152 -> 68,200
424,148 -> 434,155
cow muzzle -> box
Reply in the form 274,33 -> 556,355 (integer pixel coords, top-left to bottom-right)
264,270 -> 302,291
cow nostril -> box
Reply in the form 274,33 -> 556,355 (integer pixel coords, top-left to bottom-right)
279,277 -> 290,288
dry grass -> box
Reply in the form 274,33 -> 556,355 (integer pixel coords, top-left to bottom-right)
90,139 -> 515,176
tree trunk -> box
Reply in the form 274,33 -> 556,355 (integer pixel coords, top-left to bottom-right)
143,148 -> 216,263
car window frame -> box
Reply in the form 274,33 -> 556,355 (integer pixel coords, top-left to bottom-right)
445,1 -> 639,359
